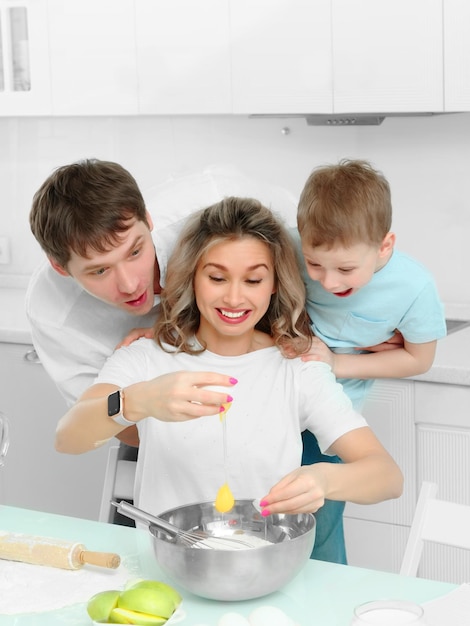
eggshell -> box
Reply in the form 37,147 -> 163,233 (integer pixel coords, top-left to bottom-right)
248,605 -> 295,626
218,611 -> 251,626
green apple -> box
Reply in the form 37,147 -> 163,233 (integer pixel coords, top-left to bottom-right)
86,590 -> 121,623
126,580 -> 182,611
109,607 -> 167,626
118,588 -> 175,620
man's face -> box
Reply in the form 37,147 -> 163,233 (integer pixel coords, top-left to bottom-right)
55,217 -> 157,315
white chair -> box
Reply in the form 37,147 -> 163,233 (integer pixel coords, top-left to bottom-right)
400,481 -> 470,577
99,445 -> 137,523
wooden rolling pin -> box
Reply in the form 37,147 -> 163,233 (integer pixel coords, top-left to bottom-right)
0,531 -> 121,570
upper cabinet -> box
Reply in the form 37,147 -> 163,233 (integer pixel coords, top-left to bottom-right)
0,0 -> 51,115
229,0 -> 446,115
1,0 -> 469,116
230,0 -> 332,114
47,0 -> 138,115
135,0 -> 231,114
331,0 -> 443,113
443,0 -> 470,111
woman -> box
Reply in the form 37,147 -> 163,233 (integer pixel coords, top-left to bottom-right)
56,197 -> 403,520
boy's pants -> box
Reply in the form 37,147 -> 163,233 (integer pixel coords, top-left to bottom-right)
301,430 -> 347,565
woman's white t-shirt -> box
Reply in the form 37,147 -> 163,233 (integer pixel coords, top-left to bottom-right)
95,338 -> 367,516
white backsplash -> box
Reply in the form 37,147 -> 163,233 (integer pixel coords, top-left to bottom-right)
1,112 -> 469,316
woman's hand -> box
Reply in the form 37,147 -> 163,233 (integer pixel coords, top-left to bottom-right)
259,427 -> 403,516
259,465 -> 329,516
122,371 -> 237,424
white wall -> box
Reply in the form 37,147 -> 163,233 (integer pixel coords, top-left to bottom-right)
0,112 -> 469,315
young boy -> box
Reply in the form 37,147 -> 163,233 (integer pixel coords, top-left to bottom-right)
294,158 -> 446,408
293,159 -> 446,566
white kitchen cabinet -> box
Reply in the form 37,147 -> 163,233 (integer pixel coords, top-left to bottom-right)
47,0 -> 138,115
332,0 -> 443,113
344,379 -> 416,573
344,378 -> 470,584
229,0 -> 446,116
230,0 -> 332,114
443,0 -> 470,111
2,0 -> 468,118
0,0 -> 51,115
414,382 -> 470,583
135,0 -> 231,114
0,342 -> 111,520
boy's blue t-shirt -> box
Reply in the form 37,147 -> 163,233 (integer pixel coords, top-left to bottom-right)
291,229 -> 447,408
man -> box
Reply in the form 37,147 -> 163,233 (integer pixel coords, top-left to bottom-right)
26,160 -> 298,443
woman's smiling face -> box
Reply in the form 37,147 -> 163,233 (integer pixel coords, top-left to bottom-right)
194,236 -> 276,351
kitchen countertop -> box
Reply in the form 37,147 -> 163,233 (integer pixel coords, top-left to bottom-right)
1,284 -> 469,387
0,286 -> 31,344
0,505 -> 457,626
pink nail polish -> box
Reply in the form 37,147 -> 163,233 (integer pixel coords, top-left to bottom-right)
229,377 -> 238,385
261,509 -> 271,517
226,395 -> 233,403
259,499 -> 268,507
219,406 -> 226,413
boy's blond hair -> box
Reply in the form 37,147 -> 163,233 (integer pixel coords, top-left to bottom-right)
297,159 -> 392,248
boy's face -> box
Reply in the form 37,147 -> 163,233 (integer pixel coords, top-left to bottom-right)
50,216 -> 157,315
301,235 -> 394,298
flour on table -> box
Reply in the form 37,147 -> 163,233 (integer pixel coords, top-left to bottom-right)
0,558 -> 131,614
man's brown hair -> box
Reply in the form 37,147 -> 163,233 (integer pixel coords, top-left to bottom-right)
30,159 -> 149,268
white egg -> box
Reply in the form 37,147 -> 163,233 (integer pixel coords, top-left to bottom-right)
218,611 -> 251,626
248,605 -> 295,626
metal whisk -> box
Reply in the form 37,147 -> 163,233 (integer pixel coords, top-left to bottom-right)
112,500 -> 254,549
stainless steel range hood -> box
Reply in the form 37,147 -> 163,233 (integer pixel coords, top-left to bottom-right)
250,112 -> 445,126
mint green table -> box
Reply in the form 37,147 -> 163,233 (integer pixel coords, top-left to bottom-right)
0,505 -> 456,625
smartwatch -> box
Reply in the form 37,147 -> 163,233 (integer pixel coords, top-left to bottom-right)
107,389 -> 135,426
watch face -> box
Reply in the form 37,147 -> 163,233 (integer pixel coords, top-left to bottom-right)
108,391 -> 121,417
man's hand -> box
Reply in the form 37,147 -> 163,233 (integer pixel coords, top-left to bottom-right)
116,327 -> 154,349
358,330 -> 404,353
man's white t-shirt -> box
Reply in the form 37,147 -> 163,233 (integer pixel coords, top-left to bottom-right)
25,219 -> 183,407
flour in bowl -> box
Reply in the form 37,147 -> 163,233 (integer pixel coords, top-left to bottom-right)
192,535 -> 273,550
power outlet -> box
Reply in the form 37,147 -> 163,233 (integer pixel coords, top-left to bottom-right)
0,237 -> 11,264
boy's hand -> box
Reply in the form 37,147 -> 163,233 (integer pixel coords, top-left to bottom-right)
300,336 -> 336,370
116,327 -> 154,349
358,330 -> 404,353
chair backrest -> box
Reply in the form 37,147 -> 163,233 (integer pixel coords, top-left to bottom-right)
400,481 -> 470,577
99,445 -> 137,523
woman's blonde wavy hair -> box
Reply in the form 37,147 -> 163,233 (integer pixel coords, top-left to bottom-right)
154,196 -> 313,356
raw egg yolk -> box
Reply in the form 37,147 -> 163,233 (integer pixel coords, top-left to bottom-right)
215,482 -> 235,513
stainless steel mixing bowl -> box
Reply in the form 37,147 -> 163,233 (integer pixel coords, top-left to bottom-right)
148,499 -> 316,601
